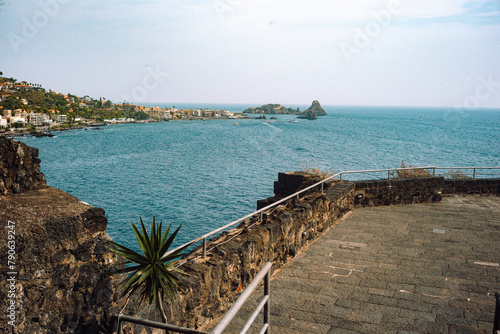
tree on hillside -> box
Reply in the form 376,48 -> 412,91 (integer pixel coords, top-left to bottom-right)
1,96 -> 22,110
134,111 -> 148,120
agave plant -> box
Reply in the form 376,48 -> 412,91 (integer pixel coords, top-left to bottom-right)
109,216 -> 188,323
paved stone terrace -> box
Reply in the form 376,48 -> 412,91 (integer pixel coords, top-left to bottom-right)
222,195 -> 500,334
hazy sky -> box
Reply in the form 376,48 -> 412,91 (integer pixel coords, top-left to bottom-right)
1,0 -> 500,108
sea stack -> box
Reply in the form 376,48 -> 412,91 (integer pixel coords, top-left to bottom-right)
303,100 -> 327,117
297,110 -> 317,120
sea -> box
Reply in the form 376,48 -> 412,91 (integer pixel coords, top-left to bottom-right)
17,105 -> 500,252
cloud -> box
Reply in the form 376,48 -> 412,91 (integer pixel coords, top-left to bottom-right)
212,0 -> 475,25
398,0 -> 470,19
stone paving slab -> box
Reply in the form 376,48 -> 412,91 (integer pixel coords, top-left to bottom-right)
220,195 -> 500,334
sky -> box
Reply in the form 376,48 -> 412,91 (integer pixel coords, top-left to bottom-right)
1,0 -> 500,108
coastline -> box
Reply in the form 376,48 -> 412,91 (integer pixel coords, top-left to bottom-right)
0,114 -> 286,138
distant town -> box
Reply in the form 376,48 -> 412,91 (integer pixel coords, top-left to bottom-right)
0,73 -> 245,135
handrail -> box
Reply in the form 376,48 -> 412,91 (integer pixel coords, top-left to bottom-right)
164,166 -> 499,259
494,292 -> 500,334
211,262 -> 272,334
114,263 -> 272,334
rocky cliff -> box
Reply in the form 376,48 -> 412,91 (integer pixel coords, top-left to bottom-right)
0,136 -> 47,195
0,137 -> 123,333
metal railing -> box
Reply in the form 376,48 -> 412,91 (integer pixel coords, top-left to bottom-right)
165,166 -> 499,259
211,262 -> 272,334
494,292 -> 500,334
115,262 -> 272,334
434,167 -> 500,179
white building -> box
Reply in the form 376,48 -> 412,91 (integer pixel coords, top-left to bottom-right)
52,114 -> 67,123
28,113 -> 50,126
0,116 -> 7,127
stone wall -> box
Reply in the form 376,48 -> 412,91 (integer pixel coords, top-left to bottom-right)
443,178 -> 499,195
352,177 -> 444,207
0,137 -> 47,195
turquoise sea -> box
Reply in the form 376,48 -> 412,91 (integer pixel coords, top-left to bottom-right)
18,105 -> 500,250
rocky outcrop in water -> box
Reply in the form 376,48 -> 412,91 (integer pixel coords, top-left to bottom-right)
297,110 -> 318,120
243,103 -> 301,114
302,100 -> 327,116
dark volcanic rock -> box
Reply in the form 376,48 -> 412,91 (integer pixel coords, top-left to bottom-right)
297,110 -> 317,120
0,137 -> 125,333
243,103 -> 301,115
0,187 -> 124,334
0,137 -> 47,195
302,100 -> 327,116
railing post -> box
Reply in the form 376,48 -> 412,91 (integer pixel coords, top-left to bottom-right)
117,315 -> 123,334
388,170 -> 391,179
494,292 -> 500,333
339,173 -> 343,182
432,167 -> 436,176
264,269 -> 270,334
473,168 -> 476,179
202,238 -> 207,258
321,183 -> 324,194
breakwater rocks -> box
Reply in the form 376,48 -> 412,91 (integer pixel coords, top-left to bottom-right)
0,137 -> 47,195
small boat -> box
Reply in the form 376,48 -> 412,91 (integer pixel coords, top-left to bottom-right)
289,120 -> 298,123
233,122 -> 239,125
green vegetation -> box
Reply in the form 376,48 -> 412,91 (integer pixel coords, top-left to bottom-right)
243,103 -> 301,114
0,74 -> 152,124
108,216 -> 188,323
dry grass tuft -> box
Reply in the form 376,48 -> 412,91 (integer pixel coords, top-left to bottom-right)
441,170 -> 470,180
298,161 -> 335,179
396,160 -> 431,178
